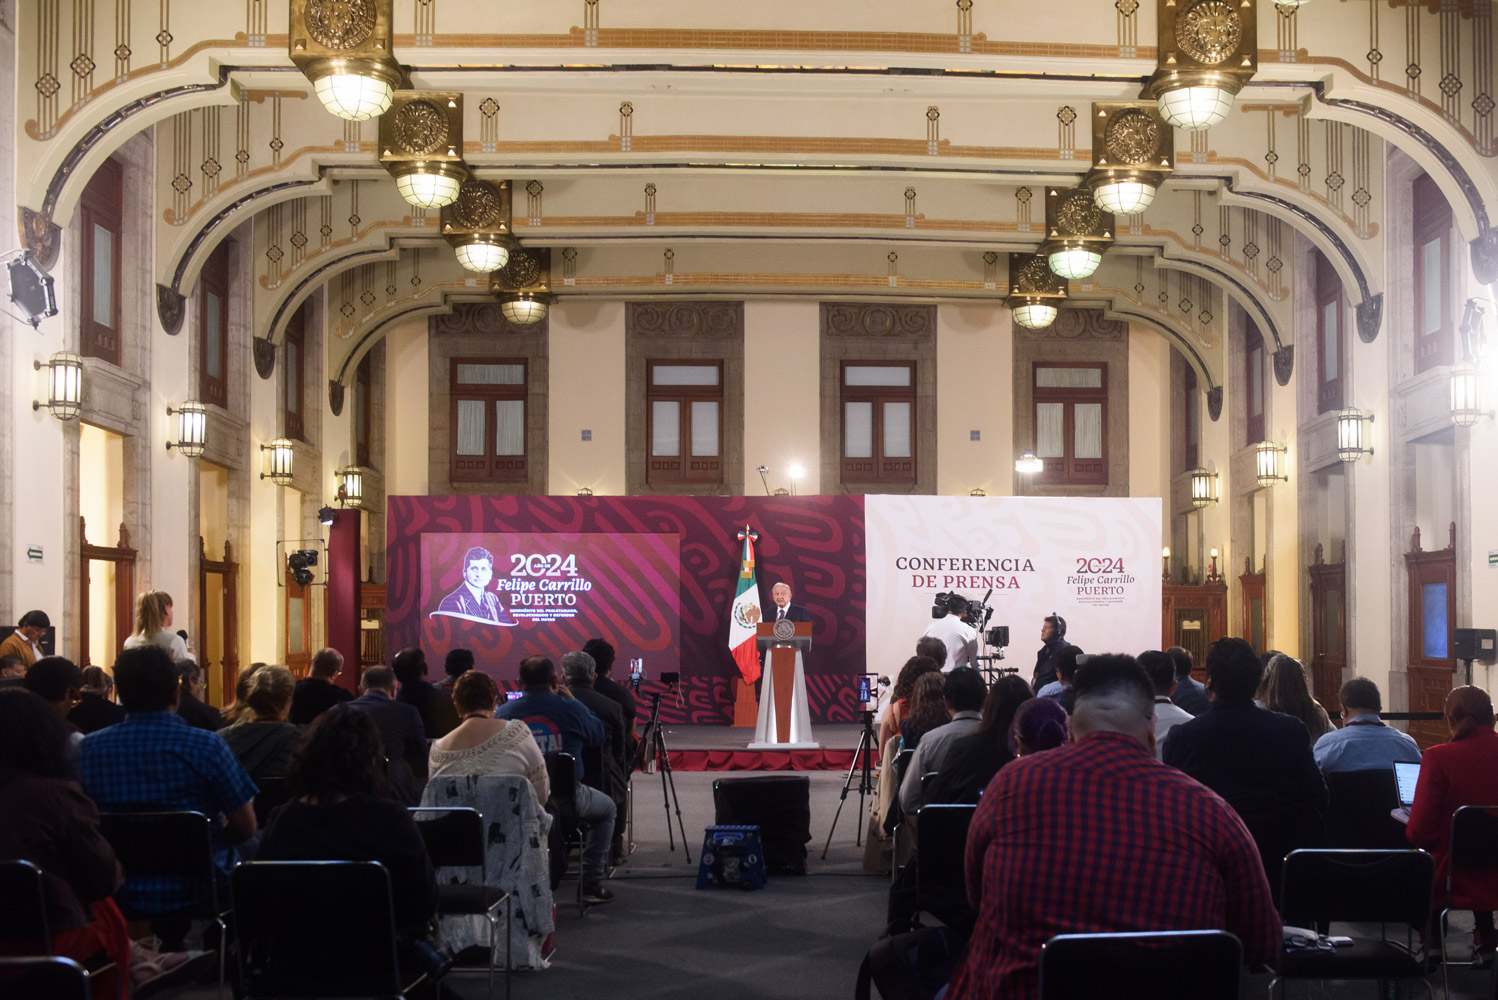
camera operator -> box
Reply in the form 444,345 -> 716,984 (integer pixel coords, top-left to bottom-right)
923,594 -> 979,673
1031,613 -> 1068,693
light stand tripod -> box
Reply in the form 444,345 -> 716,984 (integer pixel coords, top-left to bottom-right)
822,708 -> 879,857
639,688 -> 692,863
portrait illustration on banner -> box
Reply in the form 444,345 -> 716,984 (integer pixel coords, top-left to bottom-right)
431,545 -> 517,626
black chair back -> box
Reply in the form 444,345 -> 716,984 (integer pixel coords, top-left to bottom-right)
1038,930 -> 1242,1000
0,956 -> 90,1000
915,803 -> 975,899
891,748 -> 915,781
409,807 -> 485,869
232,861 -> 408,999
0,860 -> 50,951
1279,849 -> 1434,928
545,753 -> 578,814
252,777 -> 292,826
98,810 -> 222,918
1324,769 -> 1410,850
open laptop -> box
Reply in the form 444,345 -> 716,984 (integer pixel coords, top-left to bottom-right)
1393,760 -> 1421,807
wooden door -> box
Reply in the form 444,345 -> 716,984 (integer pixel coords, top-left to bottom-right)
285,569 -> 312,678
1406,524 -> 1457,747
199,538 -> 240,706
1308,543 -> 1347,713
79,517 -> 135,669
1240,557 -> 1267,654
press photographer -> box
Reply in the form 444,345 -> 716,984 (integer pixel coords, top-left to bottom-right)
922,592 -> 980,673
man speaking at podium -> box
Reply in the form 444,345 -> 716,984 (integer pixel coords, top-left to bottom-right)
767,582 -> 811,624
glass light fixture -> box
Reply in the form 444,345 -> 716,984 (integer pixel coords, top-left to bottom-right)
392,162 -> 466,209
166,400 -> 207,457
1450,361 -> 1483,427
336,466 -> 364,507
1090,179 -> 1158,215
577,487 -> 594,497
311,69 -> 398,121
1207,546 -> 1221,582
1188,467 -> 1219,509
499,293 -> 550,326
1047,245 -> 1104,280
452,236 -> 511,274
1335,408 -> 1374,462
1156,84 -> 1237,131
1162,545 -> 1171,582
1012,300 -> 1059,330
260,438 -> 295,486
32,352 -> 83,421
1254,441 -> 1287,488
1015,449 -> 1044,474
969,488 -> 987,497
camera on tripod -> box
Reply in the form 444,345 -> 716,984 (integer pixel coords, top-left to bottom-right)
931,590 -> 992,630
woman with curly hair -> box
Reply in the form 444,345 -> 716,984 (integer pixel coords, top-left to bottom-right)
1258,654 -> 1331,744
899,671 -> 952,753
878,655 -> 943,750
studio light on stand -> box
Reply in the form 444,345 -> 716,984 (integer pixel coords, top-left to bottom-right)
317,505 -> 336,527
165,400 -> 207,457
788,463 -> 805,496
757,465 -> 771,495
4,250 -> 59,328
1015,449 -> 1044,474
32,352 -> 83,421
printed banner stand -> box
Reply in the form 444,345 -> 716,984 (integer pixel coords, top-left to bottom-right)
749,621 -> 818,749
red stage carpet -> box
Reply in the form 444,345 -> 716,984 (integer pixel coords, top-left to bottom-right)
661,724 -> 876,771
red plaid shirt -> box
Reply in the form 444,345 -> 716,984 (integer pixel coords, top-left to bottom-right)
945,731 -> 1281,999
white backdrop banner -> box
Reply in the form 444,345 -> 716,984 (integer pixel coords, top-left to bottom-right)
864,495 -> 1162,677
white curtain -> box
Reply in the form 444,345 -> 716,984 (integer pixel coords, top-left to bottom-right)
882,401 -> 911,458
844,401 -> 873,458
690,401 -> 719,456
652,400 -> 680,456
1422,239 -> 1442,335
1035,366 -> 1102,389
1322,301 -> 1339,381
285,341 -> 299,414
456,363 -> 524,385
1036,402 -> 1064,458
91,223 -> 113,326
845,365 -> 910,387
494,400 -> 525,456
652,365 -> 719,386
455,400 -> 485,455
205,292 -> 222,378
1074,403 -> 1102,459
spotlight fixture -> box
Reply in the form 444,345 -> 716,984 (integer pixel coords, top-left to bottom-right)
1085,103 -> 1174,215
260,438 -> 295,486
440,179 -> 513,273
1015,449 -> 1044,474
1145,0 -> 1258,131
288,0 -> 402,122
288,548 -> 319,587
1335,408 -> 1374,462
5,252 -> 59,328
1043,187 -> 1114,280
32,352 -> 83,421
1188,467 -> 1219,509
490,248 -> 555,326
1254,440 -> 1288,488
317,505 -> 336,526
379,92 -> 468,209
165,400 -> 207,457
1006,253 -> 1068,331
336,466 -> 364,507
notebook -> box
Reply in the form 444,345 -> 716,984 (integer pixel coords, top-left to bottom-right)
1393,760 -> 1421,807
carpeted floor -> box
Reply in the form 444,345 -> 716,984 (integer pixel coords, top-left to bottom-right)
152,766 -> 1497,999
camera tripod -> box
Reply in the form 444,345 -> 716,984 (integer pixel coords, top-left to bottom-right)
821,708 -> 879,858
637,689 -> 692,863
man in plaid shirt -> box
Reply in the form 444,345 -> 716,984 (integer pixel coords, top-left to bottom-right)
944,654 -> 1280,999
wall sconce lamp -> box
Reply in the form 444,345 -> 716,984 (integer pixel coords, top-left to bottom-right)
32,352 -> 83,421
260,438 -> 295,486
165,401 -> 207,457
1162,545 -> 1171,583
1207,546 -> 1222,583
1188,467 -> 1219,508
336,466 -> 364,507
1254,441 -> 1288,488
1452,298 -> 1494,426
1336,408 -> 1374,462
1015,449 -> 1044,474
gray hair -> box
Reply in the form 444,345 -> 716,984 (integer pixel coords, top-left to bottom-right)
561,650 -> 597,686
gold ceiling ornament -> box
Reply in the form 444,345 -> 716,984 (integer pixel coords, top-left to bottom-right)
378,91 -> 468,208
1007,252 -> 1068,330
440,179 -> 514,273
489,247 -> 555,326
1145,0 -> 1258,131
289,0 -> 402,122
1043,187 -> 1115,280
1084,102 -> 1175,216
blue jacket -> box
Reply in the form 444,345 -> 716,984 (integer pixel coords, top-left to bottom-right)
497,689 -> 604,778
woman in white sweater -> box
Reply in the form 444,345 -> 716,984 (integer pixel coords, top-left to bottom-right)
428,670 -> 549,804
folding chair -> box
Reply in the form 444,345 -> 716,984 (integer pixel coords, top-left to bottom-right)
1039,930 -> 1242,1000
543,752 -> 590,915
0,956 -> 90,1000
251,777 -> 291,827
913,803 -> 976,931
1272,848 -> 1435,999
1324,768 -> 1411,850
232,860 -> 433,999
0,859 -> 119,996
1439,805 -> 1498,999
98,810 -> 229,1000
887,749 -> 918,884
410,806 -> 512,999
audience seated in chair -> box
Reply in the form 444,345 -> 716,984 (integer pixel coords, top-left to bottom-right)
921,674 -> 1032,808
1402,684 -> 1498,967
173,659 -> 222,733
1259,654 -> 1333,744
394,646 -> 460,741
428,670 -> 548,801
1166,645 -> 1211,716
220,665 -> 301,786
496,656 -> 616,905
1139,650 -> 1194,760
898,672 -> 950,754
1313,677 -> 1421,775
349,664 -> 429,807
943,655 -> 1281,999
1162,636 -> 1328,892
898,668 -> 987,815
68,667 -> 124,735
288,647 -> 353,726
257,704 -> 444,979
582,638 -> 637,865
561,651 -> 628,830
878,653 -> 942,754
23,657 -> 84,752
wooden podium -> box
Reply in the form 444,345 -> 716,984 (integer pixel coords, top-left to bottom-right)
749,619 -> 818,749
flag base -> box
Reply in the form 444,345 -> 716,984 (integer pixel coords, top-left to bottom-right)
732,678 -> 758,727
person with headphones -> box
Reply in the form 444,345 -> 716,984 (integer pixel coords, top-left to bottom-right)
1032,612 -> 1069,693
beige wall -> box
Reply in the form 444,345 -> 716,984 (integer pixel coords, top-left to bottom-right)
548,301 -> 627,495
79,424 -> 124,664
1127,326 -> 1171,524
383,318 -> 430,498
1266,356 -> 1301,657
743,301 -> 820,495
936,303 -> 1011,496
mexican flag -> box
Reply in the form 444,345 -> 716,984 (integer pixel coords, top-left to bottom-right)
728,526 -> 763,684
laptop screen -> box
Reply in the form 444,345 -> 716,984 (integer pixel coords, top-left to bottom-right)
1393,761 -> 1421,807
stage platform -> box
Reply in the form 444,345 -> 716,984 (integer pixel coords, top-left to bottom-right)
661,723 -> 876,772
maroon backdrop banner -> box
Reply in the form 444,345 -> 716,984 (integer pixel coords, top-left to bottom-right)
386,494 -> 867,725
